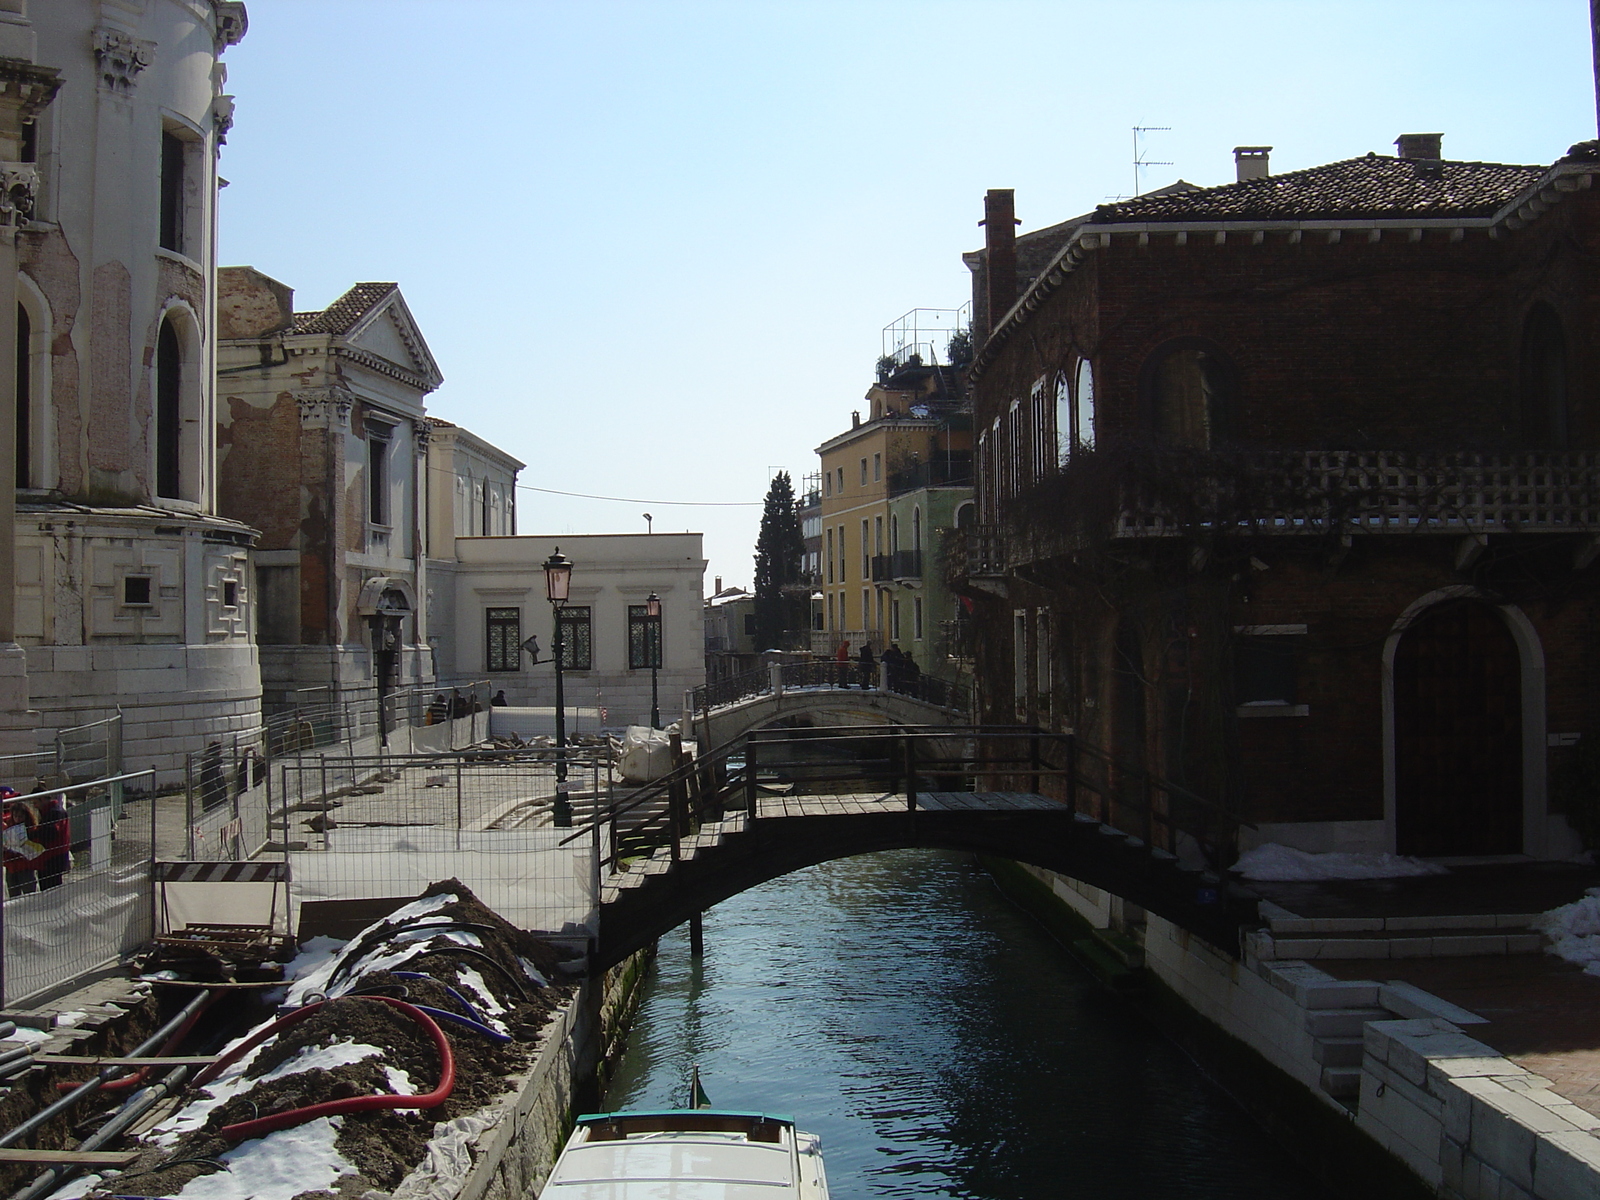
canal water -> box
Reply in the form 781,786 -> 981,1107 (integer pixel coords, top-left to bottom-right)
604,849 -> 1318,1199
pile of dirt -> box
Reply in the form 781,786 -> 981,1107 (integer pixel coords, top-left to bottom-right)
103,880 -> 580,1199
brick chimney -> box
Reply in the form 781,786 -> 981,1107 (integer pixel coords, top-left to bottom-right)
1233,146 -> 1271,181
981,189 -> 1019,331
1395,133 -> 1443,161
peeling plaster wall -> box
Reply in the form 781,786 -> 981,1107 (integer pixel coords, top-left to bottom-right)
11,1 -> 260,782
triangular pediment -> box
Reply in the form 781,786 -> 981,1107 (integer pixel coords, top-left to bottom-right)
345,290 -> 444,389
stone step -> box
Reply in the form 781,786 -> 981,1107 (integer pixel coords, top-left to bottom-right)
1264,930 -> 1543,961
1311,1037 -> 1365,1068
1305,1007 -> 1390,1038
1259,901 -> 1541,937
1320,1066 -> 1362,1099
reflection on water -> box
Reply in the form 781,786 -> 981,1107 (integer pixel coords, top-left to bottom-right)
604,849 -> 1316,1199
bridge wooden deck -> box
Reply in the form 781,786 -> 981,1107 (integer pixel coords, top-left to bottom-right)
752,790 -> 1065,817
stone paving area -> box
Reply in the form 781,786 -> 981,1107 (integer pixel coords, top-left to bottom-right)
143,749 -> 624,860
1242,861 -> 1600,920
1254,863 -> 1600,1124
1320,952 -> 1600,1120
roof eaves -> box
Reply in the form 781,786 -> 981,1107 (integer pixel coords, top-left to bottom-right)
970,157 -> 1600,383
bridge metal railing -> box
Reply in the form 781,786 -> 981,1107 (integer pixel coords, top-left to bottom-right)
688,661 -> 972,715
562,723 -> 1250,878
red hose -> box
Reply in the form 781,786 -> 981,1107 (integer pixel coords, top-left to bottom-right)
190,997 -> 455,1143
58,992 -> 220,1093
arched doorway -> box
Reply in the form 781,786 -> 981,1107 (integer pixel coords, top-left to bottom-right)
1392,599 -> 1522,855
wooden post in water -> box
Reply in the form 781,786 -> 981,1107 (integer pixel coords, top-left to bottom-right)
1065,733 -> 1079,814
745,737 -> 759,818
905,734 -> 918,812
689,911 -> 704,958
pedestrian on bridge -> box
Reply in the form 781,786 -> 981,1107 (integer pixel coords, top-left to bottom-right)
857,642 -> 876,689
835,639 -> 851,688
883,643 -> 905,691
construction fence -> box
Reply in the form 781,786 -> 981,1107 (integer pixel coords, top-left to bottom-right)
0,768 -> 151,1008
0,689 -> 512,1008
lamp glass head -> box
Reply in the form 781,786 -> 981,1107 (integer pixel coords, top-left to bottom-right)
543,548 -> 573,603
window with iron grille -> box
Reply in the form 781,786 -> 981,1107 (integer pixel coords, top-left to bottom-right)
486,607 -> 520,672
628,604 -> 662,670
558,606 -> 592,670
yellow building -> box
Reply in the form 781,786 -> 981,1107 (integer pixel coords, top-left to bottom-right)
815,366 -> 968,653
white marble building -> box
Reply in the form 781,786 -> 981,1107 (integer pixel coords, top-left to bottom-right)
433,532 -> 706,730
2,0 -> 257,783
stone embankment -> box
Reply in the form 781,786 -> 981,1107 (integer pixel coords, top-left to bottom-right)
994,860 -> 1600,1200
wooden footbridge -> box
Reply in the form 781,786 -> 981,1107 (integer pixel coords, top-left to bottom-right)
566,725 -> 1257,972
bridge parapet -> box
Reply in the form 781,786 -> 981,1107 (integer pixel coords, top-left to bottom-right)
690,661 -> 970,720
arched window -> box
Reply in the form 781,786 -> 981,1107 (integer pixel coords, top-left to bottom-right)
1054,372 -> 1072,468
912,506 -> 922,553
16,280 -> 50,491
153,308 -> 202,503
14,303 -> 28,487
1055,359 -> 1097,467
1519,304 -> 1568,449
1144,342 -> 1231,448
155,318 -> 182,498
1075,358 -> 1095,451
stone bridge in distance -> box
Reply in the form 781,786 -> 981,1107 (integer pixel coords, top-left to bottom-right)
687,661 -> 972,746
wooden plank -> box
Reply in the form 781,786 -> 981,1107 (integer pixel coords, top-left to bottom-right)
0,1149 -> 140,1166
146,978 -> 286,989
299,896 -> 413,943
35,1054 -> 220,1066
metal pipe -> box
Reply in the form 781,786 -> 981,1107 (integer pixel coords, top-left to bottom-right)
8,1064 -> 196,1200
0,988 -> 211,1149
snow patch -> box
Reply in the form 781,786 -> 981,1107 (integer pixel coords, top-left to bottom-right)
173,1116 -> 358,1200
153,1039 -> 387,1147
1535,888 -> 1600,975
1232,842 -> 1449,881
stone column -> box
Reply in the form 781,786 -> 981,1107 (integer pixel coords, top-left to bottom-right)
0,43 -> 62,767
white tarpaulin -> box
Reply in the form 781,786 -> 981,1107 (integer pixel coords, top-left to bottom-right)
2,857 -> 150,1006
289,826 -> 596,937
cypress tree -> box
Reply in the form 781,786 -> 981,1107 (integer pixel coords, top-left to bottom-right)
752,472 -> 805,651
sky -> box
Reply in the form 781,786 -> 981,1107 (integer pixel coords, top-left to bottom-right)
217,0 -> 1597,588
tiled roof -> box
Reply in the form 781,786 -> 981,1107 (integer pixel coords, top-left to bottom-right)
1089,155 -> 1547,224
291,282 -> 397,335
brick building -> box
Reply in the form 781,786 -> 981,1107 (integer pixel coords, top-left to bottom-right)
216,268 -> 440,715
960,137 -> 1600,862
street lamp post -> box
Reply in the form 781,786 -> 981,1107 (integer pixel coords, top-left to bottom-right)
645,591 -> 662,730
544,548 -> 573,828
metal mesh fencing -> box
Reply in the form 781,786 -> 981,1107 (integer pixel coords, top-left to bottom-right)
0,769 -> 153,1008
283,751 -> 608,938
0,712 -> 125,799
184,689 -> 494,861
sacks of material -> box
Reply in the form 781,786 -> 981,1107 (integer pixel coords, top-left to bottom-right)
619,725 -> 673,783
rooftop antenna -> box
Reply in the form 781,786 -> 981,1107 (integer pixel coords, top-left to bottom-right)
1133,125 -> 1172,197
